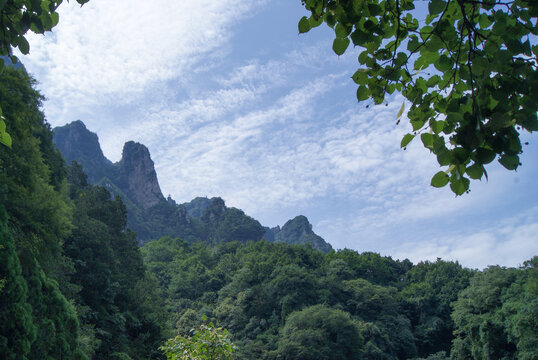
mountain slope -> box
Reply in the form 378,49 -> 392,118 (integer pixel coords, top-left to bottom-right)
53,121 -> 332,252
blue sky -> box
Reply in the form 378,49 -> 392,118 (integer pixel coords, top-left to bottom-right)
20,0 -> 537,269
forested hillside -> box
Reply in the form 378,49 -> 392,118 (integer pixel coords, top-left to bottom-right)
0,67 -> 166,359
1,66 -> 536,360
141,238 -> 537,359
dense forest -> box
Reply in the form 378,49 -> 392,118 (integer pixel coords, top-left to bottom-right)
1,66 -> 537,359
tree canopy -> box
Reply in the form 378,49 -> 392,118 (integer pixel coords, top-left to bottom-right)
299,0 -> 537,195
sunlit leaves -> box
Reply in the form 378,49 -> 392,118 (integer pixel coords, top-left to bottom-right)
0,111 -> 11,148
299,0 -> 537,195
160,320 -> 236,360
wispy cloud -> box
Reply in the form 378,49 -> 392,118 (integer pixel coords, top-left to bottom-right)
23,0 -> 262,123
387,208 -> 538,269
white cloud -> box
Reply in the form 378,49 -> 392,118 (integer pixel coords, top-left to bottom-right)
387,213 -> 538,269
23,0 -> 262,123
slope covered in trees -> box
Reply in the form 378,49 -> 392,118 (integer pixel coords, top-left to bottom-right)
142,236 -> 537,360
0,67 -> 166,359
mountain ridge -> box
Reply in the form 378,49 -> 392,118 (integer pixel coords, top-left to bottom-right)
53,120 -> 332,252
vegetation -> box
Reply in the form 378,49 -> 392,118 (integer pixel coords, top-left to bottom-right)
299,0 -> 537,195
160,319 -> 236,360
0,3 -> 536,359
0,67 -> 165,359
142,235 -> 537,360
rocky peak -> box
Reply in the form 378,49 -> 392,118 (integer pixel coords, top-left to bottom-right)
273,215 -> 333,253
118,141 -> 164,210
53,120 -> 112,183
281,215 -> 313,237
201,197 -> 226,223
183,197 -> 213,218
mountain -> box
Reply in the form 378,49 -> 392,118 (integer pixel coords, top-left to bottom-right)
266,215 -> 333,253
53,120 -> 332,252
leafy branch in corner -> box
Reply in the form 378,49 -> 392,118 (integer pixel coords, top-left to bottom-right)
299,0 -> 537,195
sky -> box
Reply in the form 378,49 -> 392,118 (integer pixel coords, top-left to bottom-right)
19,0 -> 537,269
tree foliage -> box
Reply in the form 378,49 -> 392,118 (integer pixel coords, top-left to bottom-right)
64,163 -> 167,359
0,66 -> 86,360
451,260 -> 537,359
275,305 -> 362,360
299,0 -> 538,195
160,319 -> 236,360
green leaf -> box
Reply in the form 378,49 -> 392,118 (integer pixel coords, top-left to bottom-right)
351,69 -> 368,85
498,154 -> 519,170
431,171 -> 449,187
335,23 -> 349,38
51,12 -> 59,27
0,131 -> 12,148
309,16 -> 323,28
478,13 -> 493,29
437,149 -> 451,166
466,163 -> 484,179
428,0 -> 446,16
474,148 -> 496,164
450,177 -> 470,195
17,36 -> 30,55
421,133 -> 434,149
358,51 -> 369,64
430,120 -> 444,134
332,37 -> 350,56
298,16 -> 311,33
0,119 -> 5,133
356,86 -> 370,101
401,134 -> 414,148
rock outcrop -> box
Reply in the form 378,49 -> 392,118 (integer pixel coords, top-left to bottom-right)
117,141 -> 165,210
266,215 -> 332,253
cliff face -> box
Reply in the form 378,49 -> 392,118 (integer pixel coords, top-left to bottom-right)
53,122 -> 165,210
118,141 -> 165,210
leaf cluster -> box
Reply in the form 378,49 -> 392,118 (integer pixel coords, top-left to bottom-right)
300,0 -> 538,195
160,320 -> 236,360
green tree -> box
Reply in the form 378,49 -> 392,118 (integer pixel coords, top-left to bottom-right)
299,0 -> 537,195
160,320 -> 236,360
64,176 -> 166,359
274,305 -> 362,360
0,206 -> 35,360
0,66 -> 87,360
451,262 -> 537,359
400,259 -> 473,357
